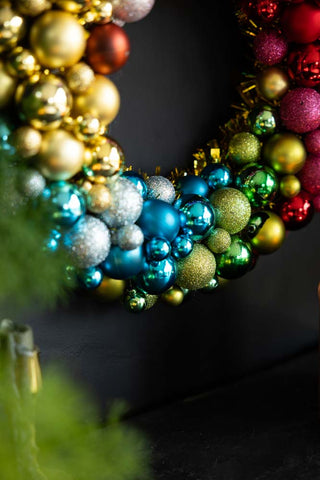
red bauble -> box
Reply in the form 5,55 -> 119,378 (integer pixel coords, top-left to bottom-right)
277,191 -> 314,230
86,23 -> 130,75
287,43 -> 320,87
256,0 -> 281,22
281,3 -> 320,44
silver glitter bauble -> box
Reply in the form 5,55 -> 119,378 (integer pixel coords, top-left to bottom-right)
111,0 -> 155,23
100,177 -> 143,228
18,168 -> 46,198
64,215 -> 111,268
117,224 -> 144,250
146,175 -> 176,203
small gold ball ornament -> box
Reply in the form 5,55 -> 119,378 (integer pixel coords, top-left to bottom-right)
73,75 -> 120,126
209,187 -> 251,235
30,10 -> 87,69
246,211 -> 286,254
86,137 -> 124,182
0,4 -> 25,53
73,114 -> 104,143
263,133 -> 306,175
161,285 -> 185,306
205,228 -> 231,254
0,60 -> 17,109
279,174 -> 301,198
176,244 -> 216,290
94,276 -> 125,302
16,74 -> 72,131
37,129 -> 84,180
228,132 -> 261,166
86,184 -> 111,213
6,47 -> 40,78
15,0 -> 52,16
10,126 -> 42,158
55,0 -> 92,13
65,62 -> 95,94
256,67 -> 290,101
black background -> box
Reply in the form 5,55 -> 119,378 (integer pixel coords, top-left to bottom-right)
19,0 -> 320,415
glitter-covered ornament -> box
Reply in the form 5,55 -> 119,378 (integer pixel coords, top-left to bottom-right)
209,187 -> 251,235
176,244 -> 216,290
227,132 -> 261,167
18,168 -> 46,198
253,30 -> 288,66
146,175 -> 176,203
205,228 -> 231,254
298,154 -> 320,196
117,224 -> 144,250
280,87 -> 320,134
112,0 -> 155,23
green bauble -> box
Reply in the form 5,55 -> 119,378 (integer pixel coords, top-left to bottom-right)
123,289 -> 147,313
235,163 -> 279,207
248,105 -> 277,137
205,228 -> 231,254
227,132 -> 261,167
216,236 -> 256,280
209,187 -> 251,234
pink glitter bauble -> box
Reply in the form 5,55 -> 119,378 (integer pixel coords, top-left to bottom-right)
253,30 -> 288,65
298,153 -> 320,195
312,194 -> 320,212
280,87 -> 320,133
304,129 -> 320,154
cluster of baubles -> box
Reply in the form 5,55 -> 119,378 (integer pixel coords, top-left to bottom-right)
1,0 -> 320,312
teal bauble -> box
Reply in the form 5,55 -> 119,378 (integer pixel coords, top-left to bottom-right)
101,245 -> 146,280
216,236 -> 256,279
176,175 -> 209,197
248,105 -> 277,137
0,113 -> 15,155
122,171 -> 148,199
145,237 -> 171,261
135,256 -> 177,294
42,181 -> 85,226
124,289 -> 147,313
136,199 -> 181,242
235,163 -> 278,208
174,194 -> 215,241
200,163 -> 233,190
171,234 -> 193,259
78,267 -> 103,289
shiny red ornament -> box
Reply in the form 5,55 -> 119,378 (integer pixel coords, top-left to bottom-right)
256,0 -> 281,22
287,43 -> 320,87
277,191 -> 314,230
281,3 -> 320,44
86,23 -> 130,75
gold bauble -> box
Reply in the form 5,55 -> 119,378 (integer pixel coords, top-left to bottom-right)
15,0 -> 52,16
93,276 -> 125,302
176,244 -> 216,290
145,294 -> 158,310
256,67 -> 289,101
209,187 -> 251,235
55,0 -> 92,13
0,4 -> 25,53
90,1 -> 113,23
16,75 -> 72,131
228,132 -> 261,166
10,126 -> 42,158
279,174 -> 301,199
37,129 -> 84,180
263,133 -> 306,175
205,228 -> 231,254
73,114 -> 104,143
161,285 -> 185,306
73,75 -> 120,126
247,211 -> 286,254
30,11 -> 86,69
83,146 -> 94,166
6,47 -> 40,78
0,60 -> 17,109
87,137 -> 124,182
86,184 -> 111,213
65,62 -> 95,94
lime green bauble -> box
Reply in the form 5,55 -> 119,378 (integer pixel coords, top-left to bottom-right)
205,228 -> 231,254
227,132 -> 261,167
209,187 -> 251,234
235,163 -> 279,208
216,236 -> 256,279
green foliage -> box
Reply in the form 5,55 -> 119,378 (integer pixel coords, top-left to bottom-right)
0,154 -> 75,311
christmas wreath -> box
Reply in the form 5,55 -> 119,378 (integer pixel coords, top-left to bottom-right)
0,0 -> 319,312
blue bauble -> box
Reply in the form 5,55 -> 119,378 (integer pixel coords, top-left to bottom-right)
136,199 -> 180,242
42,181 -> 85,227
200,164 -> 233,190
135,257 -> 177,294
177,175 -> 209,197
101,245 -> 146,280
145,237 -> 171,261
175,194 -> 215,241
0,113 -> 15,155
44,229 -> 61,252
122,171 -> 148,199
171,234 -> 194,259
78,267 -> 103,289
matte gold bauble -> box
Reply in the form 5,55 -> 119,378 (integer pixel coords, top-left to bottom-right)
37,129 -> 84,180
0,60 -> 17,109
72,75 -> 120,126
0,4 -> 25,53
65,62 -> 95,94
86,137 -> 124,182
30,10 -> 86,69
15,0 -> 52,16
16,75 -> 72,131
246,211 -> 286,254
55,0 -> 92,12
279,174 -> 301,199
161,285 -> 185,306
263,133 -> 306,175
93,276 -> 125,302
6,47 -> 40,78
256,67 -> 289,101
86,184 -> 111,213
10,126 -> 42,158
176,244 -> 216,290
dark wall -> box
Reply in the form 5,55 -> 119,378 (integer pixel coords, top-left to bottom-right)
20,0 -> 320,414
